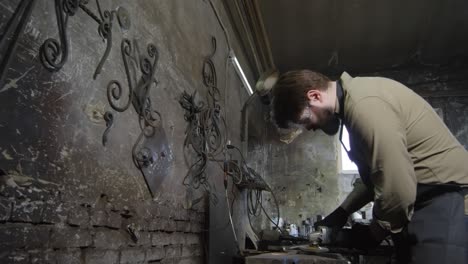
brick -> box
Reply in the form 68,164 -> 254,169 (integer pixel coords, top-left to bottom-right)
164,245 -> 181,258
182,245 -> 202,257
158,206 -> 171,218
0,224 -> 50,249
174,209 -> 189,221
90,210 -> 121,229
94,229 -> 128,249
148,217 -> 163,231
181,245 -> 194,257
0,251 -> 30,264
67,205 -> 89,227
11,200 -> 44,223
136,231 -> 151,247
165,219 -> 176,232
193,245 -> 202,256
90,210 -> 107,227
84,249 -> 119,264
119,248 -> 145,263
169,232 -> 185,245
178,257 -> 204,264
158,218 -> 169,230
175,221 -> 191,232
190,222 -> 202,233
161,258 -> 175,264
0,198 -> 12,222
188,210 -> 197,220
41,201 -> 67,224
185,234 -> 201,245
50,226 -> 92,248
145,247 -> 164,262
195,212 -> 205,223
151,232 -> 169,246
29,249 -> 81,264
135,218 -> 148,231
107,211 -> 122,229
49,249 -> 81,264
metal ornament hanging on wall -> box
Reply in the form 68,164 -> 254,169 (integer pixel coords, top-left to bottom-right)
40,0 -> 130,79
39,0 -> 79,72
0,0 -> 37,86
179,36 -> 226,205
106,38 -> 173,197
37,0 -> 170,196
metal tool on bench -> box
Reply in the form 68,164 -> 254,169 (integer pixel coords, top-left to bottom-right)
309,226 -> 333,245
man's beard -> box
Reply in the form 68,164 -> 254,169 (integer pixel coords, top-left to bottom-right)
319,107 -> 340,135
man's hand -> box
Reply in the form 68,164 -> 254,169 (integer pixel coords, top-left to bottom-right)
314,207 -> 349,229
349,223 -> 381,250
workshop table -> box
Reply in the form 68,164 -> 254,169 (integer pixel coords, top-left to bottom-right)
245,252 -> 349,264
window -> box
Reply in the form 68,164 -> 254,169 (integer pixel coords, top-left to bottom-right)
339,126 -> 358,173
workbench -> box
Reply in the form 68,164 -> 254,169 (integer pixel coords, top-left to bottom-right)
245,252 -> 349,264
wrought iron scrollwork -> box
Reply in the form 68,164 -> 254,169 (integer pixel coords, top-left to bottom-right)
40,0 -> 130,78
128,42 -> 161,129
92,0 -> 114,79
0,0 -> 37,85
130,43 -> 164,180
101,111 -> 113,146
202,37 -> 217,88
107,39 -> 134,112
105,38 -> 168,195
179,36 -> 226,204
40,0 -> 79,72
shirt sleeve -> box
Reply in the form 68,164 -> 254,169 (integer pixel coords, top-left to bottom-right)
348,97 -> 417,233
340,178 -> 374,214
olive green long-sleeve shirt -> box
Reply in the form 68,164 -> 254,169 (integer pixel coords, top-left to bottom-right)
338,72 -> 468,233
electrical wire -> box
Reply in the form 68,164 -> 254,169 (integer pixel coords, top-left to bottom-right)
225,144 -> 283,236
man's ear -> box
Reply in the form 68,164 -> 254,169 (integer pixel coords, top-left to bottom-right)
306,90 -> 321,103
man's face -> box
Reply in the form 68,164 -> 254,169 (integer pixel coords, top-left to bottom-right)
296,104 -> 340,136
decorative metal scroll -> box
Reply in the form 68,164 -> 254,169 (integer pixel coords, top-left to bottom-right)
12,0 -> 169,196
179,36 -> 226,204
40,0 -> 130,79
40,0 -> 79,72
106,38 -> 172,196
0,0 -> 37,85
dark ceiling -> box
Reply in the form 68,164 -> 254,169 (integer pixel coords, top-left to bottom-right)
259,0 -> 468,74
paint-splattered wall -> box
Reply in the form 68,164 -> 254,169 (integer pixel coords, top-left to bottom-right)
0,0 -> 254,263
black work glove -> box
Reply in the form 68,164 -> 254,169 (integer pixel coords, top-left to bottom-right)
314,207 -> 349,229
349,223 -> 381,250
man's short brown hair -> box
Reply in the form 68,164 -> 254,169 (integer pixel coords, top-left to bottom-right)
271,70 -> 330,128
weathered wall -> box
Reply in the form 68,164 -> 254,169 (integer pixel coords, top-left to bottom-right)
246,101 -> 341,232
0,0 -> 253,263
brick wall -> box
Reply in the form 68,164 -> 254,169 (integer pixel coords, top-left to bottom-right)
0,175 -> 205,263
0,175 -> 204,263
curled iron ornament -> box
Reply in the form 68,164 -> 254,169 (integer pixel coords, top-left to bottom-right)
107,39 -> 134,112
93,0 -> 115,79
132,42 -> 160,129
102,111 -> 114,146
40,0 -> 79,72
202,37 -> 217,88
0,0 -> 37,85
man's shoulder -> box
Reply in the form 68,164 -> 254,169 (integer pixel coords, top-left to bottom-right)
345,75 -> 408,98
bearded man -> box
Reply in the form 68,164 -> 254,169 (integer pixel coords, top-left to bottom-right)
271,70 -> 468,264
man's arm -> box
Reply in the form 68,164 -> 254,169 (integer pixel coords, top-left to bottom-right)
315,178 -> 373,228
340,178 -> 374,214
348,97 -> 417,237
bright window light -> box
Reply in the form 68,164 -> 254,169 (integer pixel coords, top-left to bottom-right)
340,126 -> 358,173
230,51 -> 253,95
